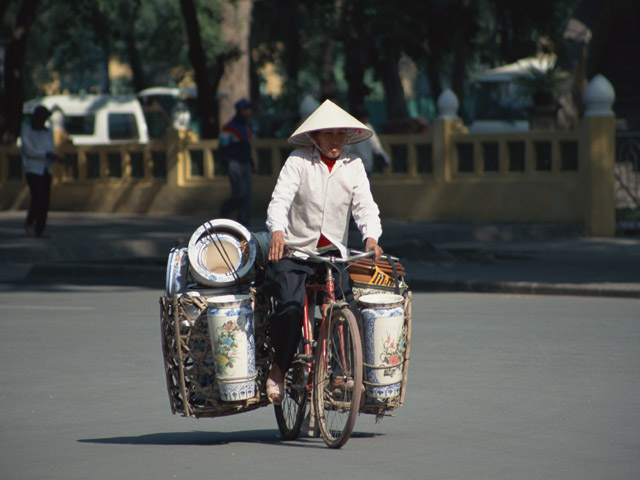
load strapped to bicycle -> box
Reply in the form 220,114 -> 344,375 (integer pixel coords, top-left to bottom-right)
159,219 -> 412,447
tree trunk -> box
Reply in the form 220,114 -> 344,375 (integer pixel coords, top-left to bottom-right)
345,47 -> 367,111
425,55 -> 442,105
558,0 -> 614,128
118,0 -> 145,92
320,38 -> 338,101
379,57 -> 408,126
98,43 -> 110,94
343,0 -> 368,110
179,0 -> 218,138
0,0 -> 39,144
451,33 -> 467,107
0,1 -> 12,24
89,3 -> 111,94
283,3 -> 303,94
125,30 -> 146,93
217,0 -> 253,126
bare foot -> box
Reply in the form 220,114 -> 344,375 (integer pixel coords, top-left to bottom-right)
266,363 -> 284,404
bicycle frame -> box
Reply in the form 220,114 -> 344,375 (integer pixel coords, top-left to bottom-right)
299,254 -> 353,391
276,246 -> 403,446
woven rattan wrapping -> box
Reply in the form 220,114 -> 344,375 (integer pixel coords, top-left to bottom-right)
353,287 -> 412,419
160,288 -> 272,418
160,284 -> 411,420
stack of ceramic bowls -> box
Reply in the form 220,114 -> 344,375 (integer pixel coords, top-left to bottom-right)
164,219 -> 258,296
187,219 -> 257,287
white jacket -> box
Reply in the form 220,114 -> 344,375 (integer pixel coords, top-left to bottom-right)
266,146 -> 382,258
20,124 -> 55,176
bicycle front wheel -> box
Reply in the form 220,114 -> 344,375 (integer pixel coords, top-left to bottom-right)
313,306 -> 363,448
275,350 -> 309,440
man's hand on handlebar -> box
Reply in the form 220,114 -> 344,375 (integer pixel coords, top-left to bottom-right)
269,233 -> 383,263
365,237 -> 383,263
269,231 -> 286,262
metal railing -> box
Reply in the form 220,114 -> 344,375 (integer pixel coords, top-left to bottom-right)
615,132 -> 640,232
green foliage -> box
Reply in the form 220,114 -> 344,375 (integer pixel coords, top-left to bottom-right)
516,58 -> 572,105
17,0 -> 194,95
4,0 -> 581,119
476,0 -> 579,65
616,208 -> 640,222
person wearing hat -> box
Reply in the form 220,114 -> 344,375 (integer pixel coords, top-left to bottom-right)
20,105 -> 63,238
348,105 -> 390,177
219,98 -> 254,227
264,99 -> 384,404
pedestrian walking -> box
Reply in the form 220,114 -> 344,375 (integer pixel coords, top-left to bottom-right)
348,105 -> 390,176
20,105 -> 63,238
219,98 -> 254,227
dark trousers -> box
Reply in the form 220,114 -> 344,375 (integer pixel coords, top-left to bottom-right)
220,160 -> 252,226
25,171 -> 52,237
266,256 -> 356,373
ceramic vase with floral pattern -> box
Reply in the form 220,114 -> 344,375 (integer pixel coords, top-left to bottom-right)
359,293 -> 405,400
206,294 -> 256,401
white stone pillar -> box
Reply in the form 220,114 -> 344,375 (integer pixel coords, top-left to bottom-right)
437,89 -> 460,119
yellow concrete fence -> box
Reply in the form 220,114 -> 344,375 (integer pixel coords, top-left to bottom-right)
0,76 -> 616,235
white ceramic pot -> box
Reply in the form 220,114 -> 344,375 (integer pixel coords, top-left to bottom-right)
165,247 -> 189,296
358,293 -> 405,400
206,294 -> 256,401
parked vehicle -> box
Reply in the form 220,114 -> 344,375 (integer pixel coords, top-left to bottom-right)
23,94 -> 149,145
137,87 -> 200,138
468,56 -> 552,133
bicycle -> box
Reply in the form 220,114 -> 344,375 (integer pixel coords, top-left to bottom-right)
272,246 -> 379,448
159,221 -> 410,448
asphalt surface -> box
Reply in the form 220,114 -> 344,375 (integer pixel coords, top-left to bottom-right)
2,289 -> 638,479
1,210 -> 640,298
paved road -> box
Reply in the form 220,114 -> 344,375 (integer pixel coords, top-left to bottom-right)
1,286 -> 638,480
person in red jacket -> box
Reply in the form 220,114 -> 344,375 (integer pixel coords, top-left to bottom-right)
218,98 -> 254,227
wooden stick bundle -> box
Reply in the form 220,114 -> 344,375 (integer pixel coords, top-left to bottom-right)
349,259 -> 406,276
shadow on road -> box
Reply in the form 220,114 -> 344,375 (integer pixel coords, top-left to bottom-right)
78,429 -> 379,448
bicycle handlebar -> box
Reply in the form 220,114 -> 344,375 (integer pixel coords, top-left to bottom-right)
287,246 -> 398,264
348,249 -> 400,263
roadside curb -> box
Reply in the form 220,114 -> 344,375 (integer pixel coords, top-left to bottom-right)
409,279 -> 640,299
14,261 -> 640,299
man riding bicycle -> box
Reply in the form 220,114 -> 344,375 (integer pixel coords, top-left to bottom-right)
265,99 -> 384,404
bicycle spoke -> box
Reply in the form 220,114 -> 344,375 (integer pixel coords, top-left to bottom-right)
313,307 -> 363,448
275,355 -> 308,440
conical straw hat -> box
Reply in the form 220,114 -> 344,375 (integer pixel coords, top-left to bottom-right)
288,100 -> 373,146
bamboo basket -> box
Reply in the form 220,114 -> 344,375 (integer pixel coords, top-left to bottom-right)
159,287 -> 272,418
351,255 -> 411,419
353,284 -> 412,420
159,269 -> 411,421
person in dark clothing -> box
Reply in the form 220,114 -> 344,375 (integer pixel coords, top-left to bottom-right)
219,98 -> 254,227
20,105 -> 63,238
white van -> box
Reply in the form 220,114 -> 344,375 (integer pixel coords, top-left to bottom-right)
137,87 -> 200,138
23,94 -> 149,145
468,56 -> 552,133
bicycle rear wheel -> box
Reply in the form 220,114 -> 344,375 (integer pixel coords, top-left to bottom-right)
275,349 -> 309,440
313,306 -> 363,448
